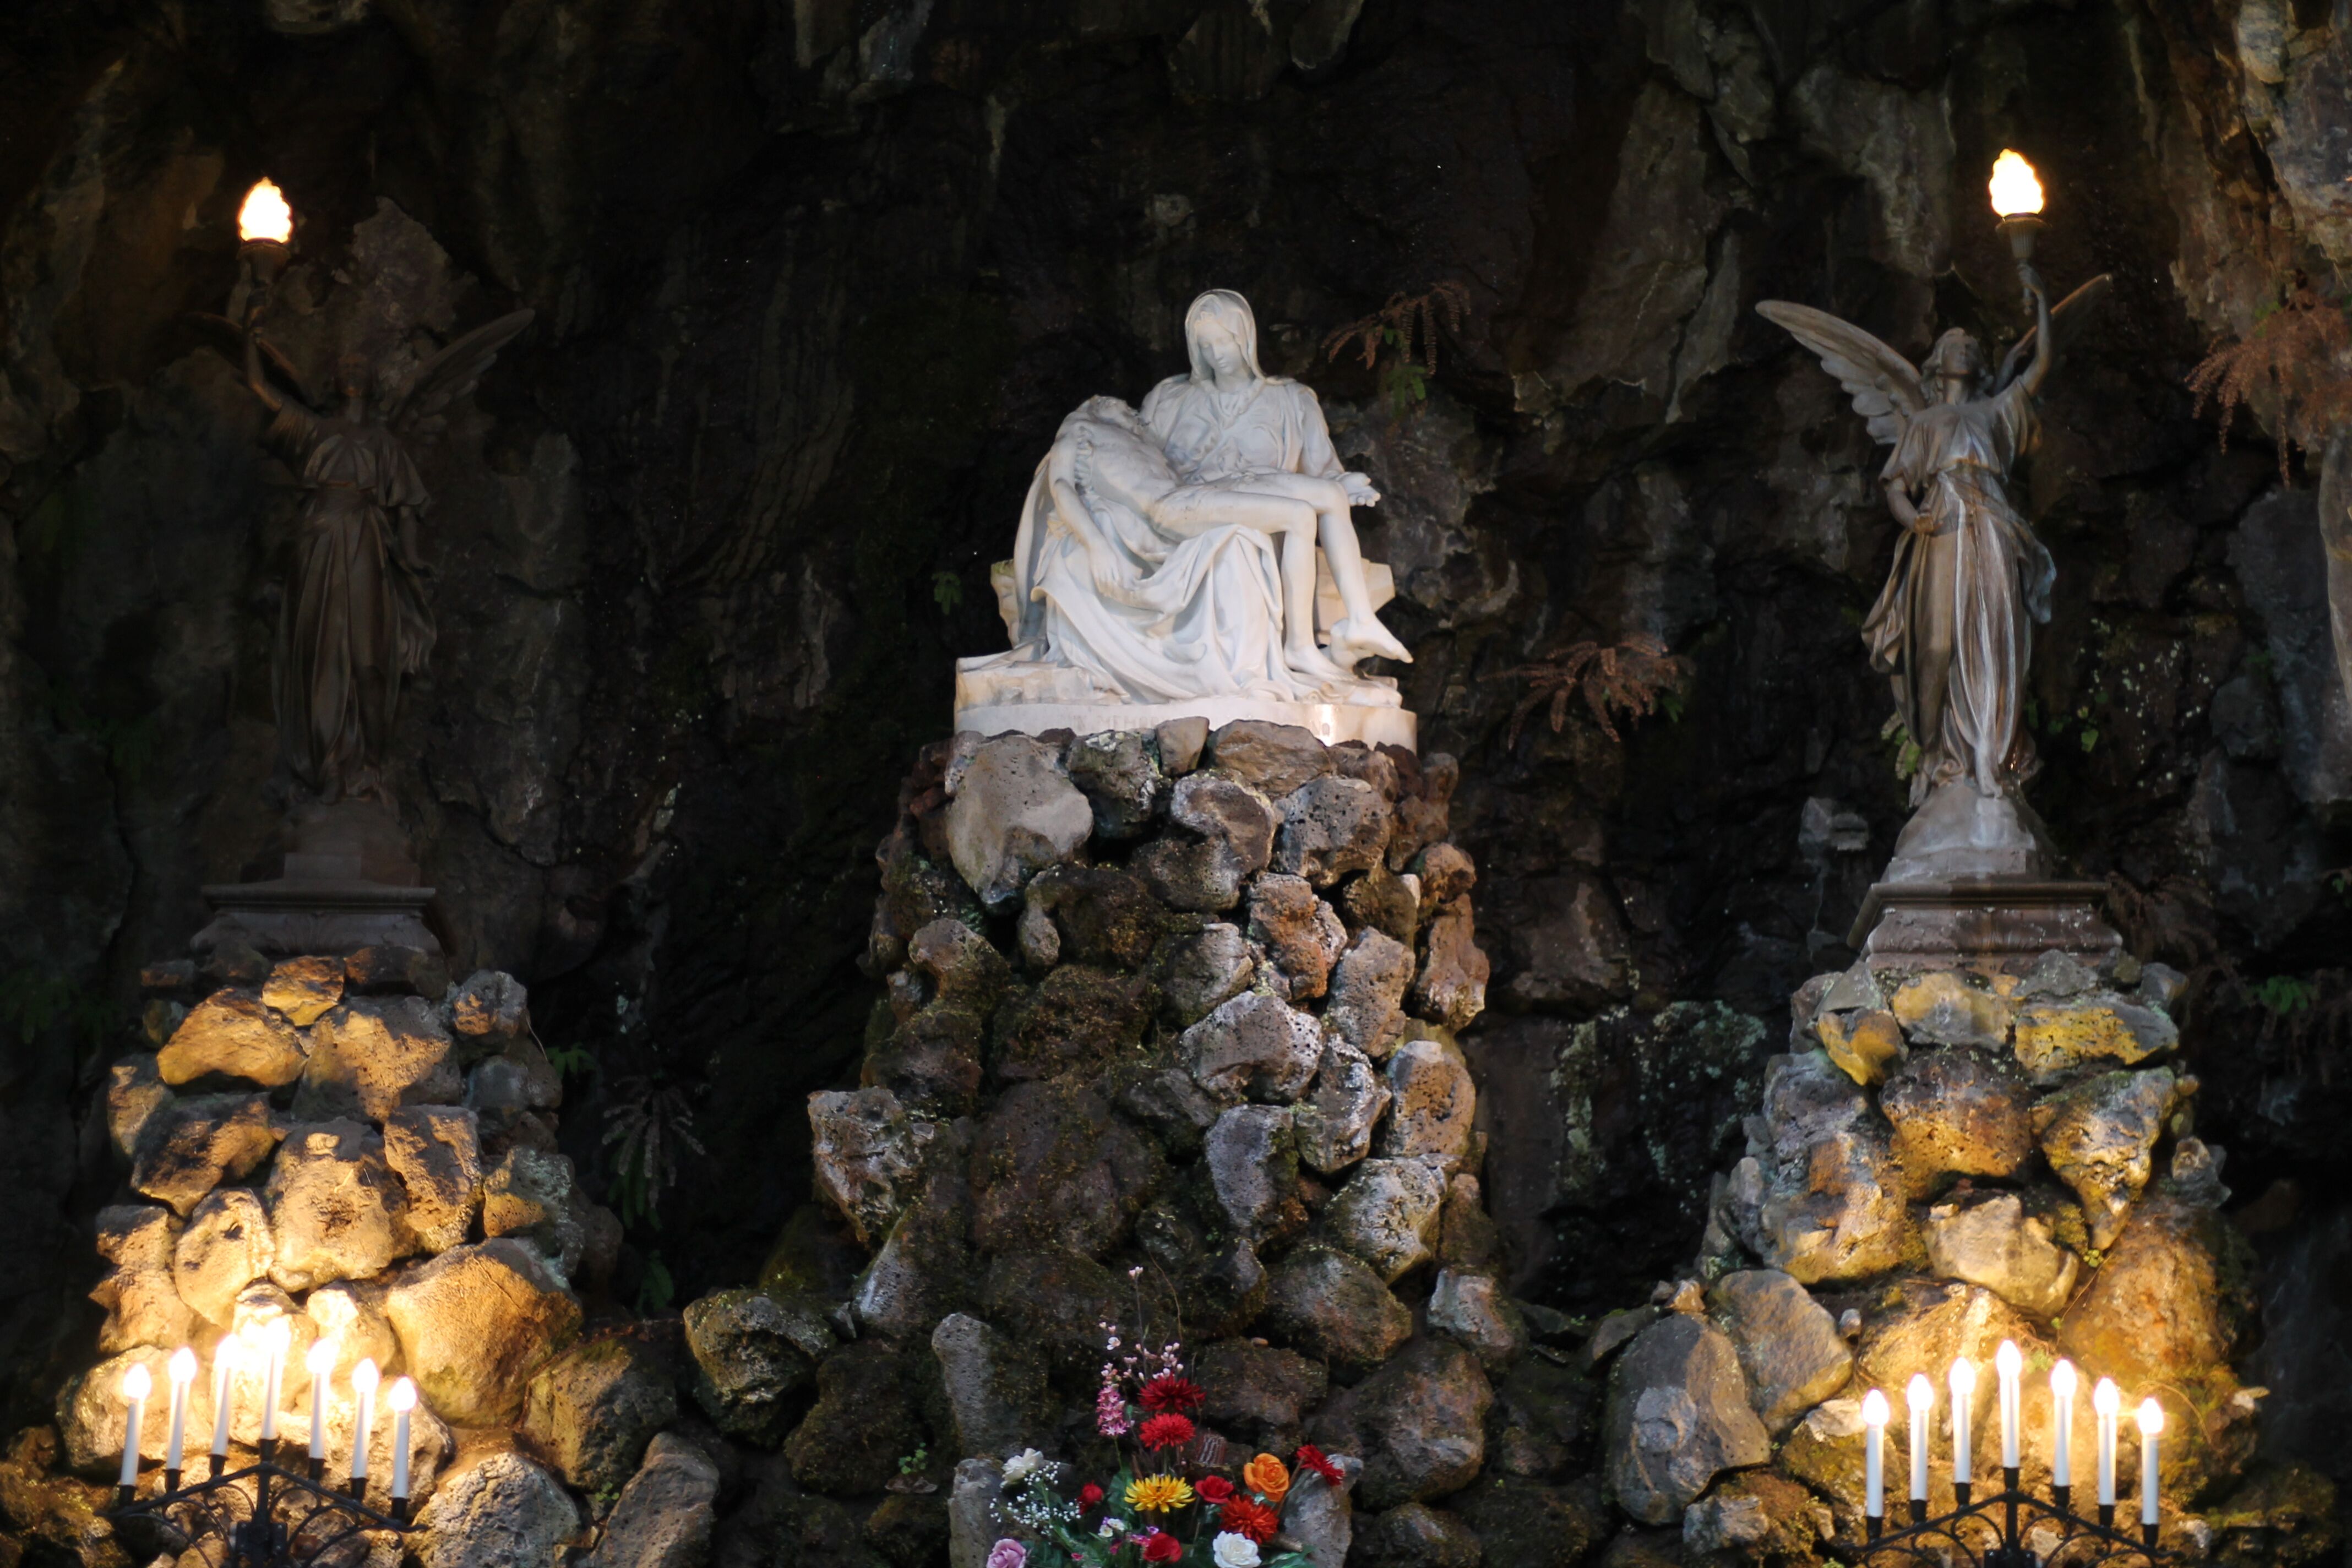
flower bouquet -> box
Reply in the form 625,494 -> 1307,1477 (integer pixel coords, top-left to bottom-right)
986,1313 -> 1344,1567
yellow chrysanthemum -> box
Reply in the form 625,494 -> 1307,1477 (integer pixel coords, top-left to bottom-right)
1125,1476 -> 1195,1513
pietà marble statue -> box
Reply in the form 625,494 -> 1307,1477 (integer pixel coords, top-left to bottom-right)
956,289 -> 1418,748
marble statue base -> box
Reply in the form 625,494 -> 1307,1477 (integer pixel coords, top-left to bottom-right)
954,695 -> 1417,750
1848,781 -> 2121,962
1849,879 -> 2121,966
194,799 -> 441,956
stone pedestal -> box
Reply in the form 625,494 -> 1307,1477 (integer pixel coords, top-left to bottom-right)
1847,780 -> 2121,965
1848,879 -> 2121,966
194,800 -> 439,956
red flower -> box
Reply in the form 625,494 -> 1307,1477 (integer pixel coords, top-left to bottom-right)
1194,1476 -> 1236,1504
1294,1445 -> 1344,1485
1079,1483 -> 1104,1508
1139,1374 -> 1206,1414
1140,1530 -> 1183,1563
1219,1498 -> 1279,1543
1138,1413 -> 1196,1451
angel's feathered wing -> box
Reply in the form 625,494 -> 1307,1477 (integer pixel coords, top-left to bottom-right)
1996,275 -> 2114,393
1755,301 -> 1928,445
388,309 -> 536,435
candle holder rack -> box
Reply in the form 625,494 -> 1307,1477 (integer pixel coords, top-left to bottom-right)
110,1439 -> 415,1568
1850,1469 -> 2190,1568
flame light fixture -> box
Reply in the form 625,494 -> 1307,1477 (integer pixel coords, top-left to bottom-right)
1990,149 -> 2046,261
1844,1354 -> 2186,1567
108,1338 -> 417,1567
237,178 -> 293,290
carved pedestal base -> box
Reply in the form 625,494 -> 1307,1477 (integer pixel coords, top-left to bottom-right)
195,800 -> 440,955
1848,878 -> 2121,966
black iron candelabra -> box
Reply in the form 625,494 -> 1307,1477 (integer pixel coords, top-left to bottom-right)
111,1440 -> 413,1568
1854,1469 -> 2188,1568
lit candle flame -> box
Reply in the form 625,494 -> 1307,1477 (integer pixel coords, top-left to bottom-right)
169,1347 -> 198,1386
122,1362 -> 152,1400
239,179 -> 293,244
1907,1373 -> 1934,1411
1989,150 -> 2044,218
2093,1378 -> 2121,1417
1861,1388 -> 1891,1425
388,1378 -> 417,1413
2137,1398 -> 2164,1436
351,1359 -> 379,1395
306,1339 -> 336,1376
2051,1359 -> 2078,1397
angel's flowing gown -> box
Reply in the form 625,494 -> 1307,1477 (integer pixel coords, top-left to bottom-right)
266,404 -> 435,799
1865,378 -> 2055,803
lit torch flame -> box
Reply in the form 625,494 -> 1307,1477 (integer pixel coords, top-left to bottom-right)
238,179 -> 292,244
1989,150 -> 2044,218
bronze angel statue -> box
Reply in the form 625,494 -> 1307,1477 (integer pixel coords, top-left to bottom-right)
233,298 -> 533,807
1758,266 -> 2109,816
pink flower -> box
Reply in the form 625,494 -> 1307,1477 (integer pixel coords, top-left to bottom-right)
987,1541 -> 1027,1568
1096,1382 -> 1131,1437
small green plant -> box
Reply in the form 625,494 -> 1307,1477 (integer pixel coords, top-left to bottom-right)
1880,712 -> 1923,782
2251,974 -> 2318,1017
634,1251 -> 675,1314
1323,281 -> 1472,422
603,1075 -> 707,1228
930,569 -> 962,614
542,1037 -> 594,1080
899,1445 -> 929,1476
0,966 -> 113,1054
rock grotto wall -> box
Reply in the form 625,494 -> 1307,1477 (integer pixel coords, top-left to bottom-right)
3,0 -> 2352,1556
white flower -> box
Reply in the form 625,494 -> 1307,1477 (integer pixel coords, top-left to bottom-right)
1097,1519 -> 1125,1540
1000,1449 -> 1047,1488
1212,1532 -> 1262,1568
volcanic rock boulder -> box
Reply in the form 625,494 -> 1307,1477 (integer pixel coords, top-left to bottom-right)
1314,1336 -> 1495,1510
1603,1313 -> 1771,1525
1380,1031 -> 1477,1173
969,1080 -> 1162,1257
1182,989 -> 1324,1103
1739,1050 -> 1908,1283
1264,1244 -> 1414,1370
946,735 -> 1093,909
522,1335 -> 681,1493
1922,1193 -> 2081,1318
1135,771 -> 1278,912
931,1311 -> 1050,1458
1879,1047 -> 2033,1196
1326,1157 -> 1447,1282
2033,1068 -> 2179,1249
157,989 -> 307,1088
90,1204 -> 191,1353
681,1286 -> 834,1444
1707,1268 -> 1853,1432
131,1092 -> 283,1216
807,1085 -> 930,1249
582,1433 -> 721,1568
265,1119 -> 410,1291
297,996 -> 461,1121
382,1104 -> 484,1254
1294,1039 -> 1392,1174
416,1451 -> 581,1568
386,1239 -> 582,1426
173,1186 -> 275,1325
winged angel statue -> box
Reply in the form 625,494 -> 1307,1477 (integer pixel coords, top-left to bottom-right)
1758,267 -> 2109,863
235,302 -> 533,807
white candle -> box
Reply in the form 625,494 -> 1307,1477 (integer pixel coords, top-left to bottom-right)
350,1359 -> 378,1483
260,1320 -> 290,1443
2137,1399 -> 2164,1527
1907,1374 -> 1933,1502
1948,1357 -> 1976,1485
118,1363 -> 151,1489
1995,1341 -> 2022,1471
2050,1360 -> 2077,1489
165,1348 -> 197,1475
306,1340 -> 335,1460
209,1341 -> 239,1459
389,1378 -> 416,1500
1861,1389 -> 1890,1518
2094,1378 -> 2120,1507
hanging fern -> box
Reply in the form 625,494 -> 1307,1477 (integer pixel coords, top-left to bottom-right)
1489,634 -> 1690,747
602,1075 -> 706,1228
2186,282 -> 2352,482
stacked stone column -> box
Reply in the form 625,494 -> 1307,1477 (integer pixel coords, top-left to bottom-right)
1598,948 -> 2275,1561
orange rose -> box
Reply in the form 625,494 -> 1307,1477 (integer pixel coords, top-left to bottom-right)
1241,1452 -> 1290,1505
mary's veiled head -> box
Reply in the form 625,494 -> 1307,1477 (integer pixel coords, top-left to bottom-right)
1183,289 -> 1264,384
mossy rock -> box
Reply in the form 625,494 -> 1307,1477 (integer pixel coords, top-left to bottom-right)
2208,1463 -> 2343,1568
783,1342 -> 929,1497
1452,1475 -> 1609,1568
990,965 -> 1155,1082
864,1491 -> 951,1567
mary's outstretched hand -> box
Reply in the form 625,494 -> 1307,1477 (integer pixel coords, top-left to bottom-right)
1342,471 -> 1381,507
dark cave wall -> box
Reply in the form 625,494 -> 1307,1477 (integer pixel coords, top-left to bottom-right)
1,0 -> 2349,1488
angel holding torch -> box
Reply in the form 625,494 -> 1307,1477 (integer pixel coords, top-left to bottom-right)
1758,152 -> 2109,841
229,179 -> 531,808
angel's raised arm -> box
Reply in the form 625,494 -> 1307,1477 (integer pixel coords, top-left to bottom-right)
1754,301 -> 1928,447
